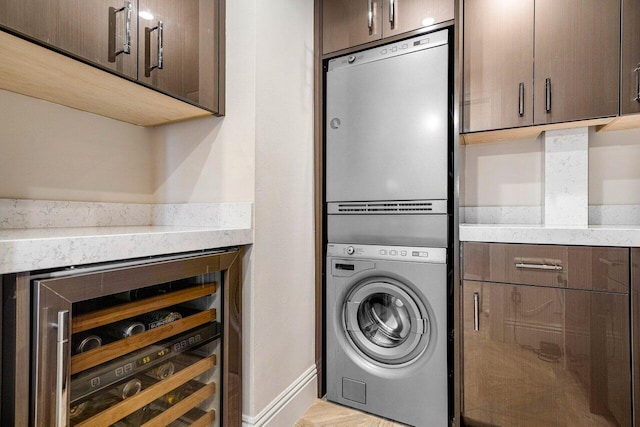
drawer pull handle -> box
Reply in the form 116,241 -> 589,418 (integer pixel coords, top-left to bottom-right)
473,292 -> 480,332
515,262 -> 563,271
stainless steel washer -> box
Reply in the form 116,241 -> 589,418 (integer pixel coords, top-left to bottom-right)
326,243 -> 448,426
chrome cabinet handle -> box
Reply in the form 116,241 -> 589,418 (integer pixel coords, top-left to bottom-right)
518,82 -> 524,117
545,78 -> 551,113
389,0 -> 395,27
473,292 -> 480,331
368,0 -> 373,30
145,21 -> 164,77
107,1 -> 132,63
635,64 -> 640,102
515,262 -> 563,271
55,310 -> 70,427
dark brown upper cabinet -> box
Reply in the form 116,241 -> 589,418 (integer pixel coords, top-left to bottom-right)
622,0 -> 640,115
0,0 -> 224,117
322,0 -> 453,55
463,0 -> 534,133
463,0 -> 620,133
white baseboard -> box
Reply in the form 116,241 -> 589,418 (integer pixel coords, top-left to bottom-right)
242,365 -> 317,427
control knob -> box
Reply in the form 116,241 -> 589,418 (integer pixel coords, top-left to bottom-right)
346,246 -> 355,255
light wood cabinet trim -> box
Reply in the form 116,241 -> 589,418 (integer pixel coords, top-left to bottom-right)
191,410 -> 216,427
141,381 -> 215,427
72,283 -> 217,333
597,113 -> 640,132
460,117 -> 613,144
70,310 -> 216,374
74,355 -> 216,427
0,30 -> 212,126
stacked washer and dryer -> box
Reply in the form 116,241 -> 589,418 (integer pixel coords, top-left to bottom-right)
324,28 -> 452,426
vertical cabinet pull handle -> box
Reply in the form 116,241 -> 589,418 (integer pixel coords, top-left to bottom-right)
389,0 -> 395,27
55,310 -> 70,427
473,292 -> 480,331
518,82 -> 524,117
545,78 -> 551,113
107,1 -> 132,63
145,21 -> 164,77
634,64 -> 640,102
368,0 -> 373,31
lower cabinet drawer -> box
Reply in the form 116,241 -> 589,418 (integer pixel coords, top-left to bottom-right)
463,242 -> 629,293
462,280 -> 631,427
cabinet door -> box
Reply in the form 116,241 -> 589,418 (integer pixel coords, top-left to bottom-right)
622,0 -> 640,115
381,0 -> 453,37
322,0 -> 382,54
55,0 -> 138,79
137,0 -> 221,112
534,0 -> 619,125
462,0 -> 533,133
462,281 -> 631,427
0,0 -> 57,45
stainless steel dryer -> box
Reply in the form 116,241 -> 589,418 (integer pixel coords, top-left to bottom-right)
326,243 -> 448,426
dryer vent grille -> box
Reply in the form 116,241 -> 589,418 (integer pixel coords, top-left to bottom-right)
328,200 -> 447,215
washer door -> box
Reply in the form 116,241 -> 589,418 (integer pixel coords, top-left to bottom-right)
344,278 -> 430,365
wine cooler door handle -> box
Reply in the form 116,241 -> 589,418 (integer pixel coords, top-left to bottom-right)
144,21 -> 164,77
473,292 -> 480,332
56,310 -> 70,427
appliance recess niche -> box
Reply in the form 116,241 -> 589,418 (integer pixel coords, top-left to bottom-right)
0,0 -> 224,122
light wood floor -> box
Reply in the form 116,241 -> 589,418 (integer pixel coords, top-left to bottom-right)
295,399 -> 407,427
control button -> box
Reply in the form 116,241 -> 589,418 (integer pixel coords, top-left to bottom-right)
380,249 -> 387,255
347,55 -> 356,64
400,251 -> 407,256
391,47 -> 398,52
381,49 -> 388,55
401,44 -> 408,49
390,250 -> 397,256
346,246 -> 355,255
412,251 -> 429,258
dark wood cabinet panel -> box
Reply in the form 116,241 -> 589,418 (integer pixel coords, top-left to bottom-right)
322,0 -> 382,54
463,243 -> 629,293
622,0 -> 640,115
0,0 -> 57,45
463,280 -> 631,427
533,0 -> 619,125
137,0 -> 220,110
632,249 -> 640,427
462,0 -> 534,133
55,0 -> 138,79
381,0 -> 453,38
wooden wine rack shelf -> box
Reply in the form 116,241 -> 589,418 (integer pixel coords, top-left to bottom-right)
75,355 -> 216,427
72,282 -> 218,333
71,309 -> 217,374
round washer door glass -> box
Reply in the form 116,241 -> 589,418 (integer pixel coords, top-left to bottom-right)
344,279 -> 430,365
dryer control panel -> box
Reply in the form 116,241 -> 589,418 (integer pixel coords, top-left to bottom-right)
327,243 -> 446,264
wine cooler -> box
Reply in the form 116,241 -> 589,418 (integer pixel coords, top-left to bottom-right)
13,248 -> 244,427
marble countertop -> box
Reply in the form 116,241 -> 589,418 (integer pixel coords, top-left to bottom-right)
0,225 -> 253,274
460,223 -> 640,247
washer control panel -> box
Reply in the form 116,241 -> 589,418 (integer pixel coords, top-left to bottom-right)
327,243 -> 446,264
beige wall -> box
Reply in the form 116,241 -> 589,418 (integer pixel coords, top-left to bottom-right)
463,127 -> 640,207
250,0 -> 315,422
0,90 -> 154,203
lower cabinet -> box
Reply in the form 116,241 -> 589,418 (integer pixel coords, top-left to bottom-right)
462,243 -> 632,427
